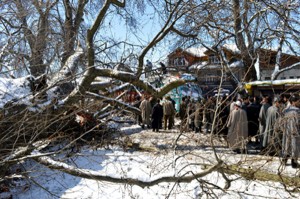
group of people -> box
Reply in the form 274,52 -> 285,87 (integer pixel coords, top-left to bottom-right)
138,92 -> 300,168
179,93 -> 300,168
139,95 -> 176,132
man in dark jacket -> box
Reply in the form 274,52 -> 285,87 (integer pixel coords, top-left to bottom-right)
179,97 -> 187,120
247,96 -> 260,143
151,98 -> 164,132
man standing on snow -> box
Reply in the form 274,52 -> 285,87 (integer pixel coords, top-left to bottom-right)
151,98 -> 164,132
258,95 -> 272,146
281,95 -> 300,168
262,97 -> 283,155
247,96 -> 260,144
163,96 -> 175,130
139,95 -> 152,129
194,99 -> 204,133
226,101 -> 248,154
179,96 -> 187,122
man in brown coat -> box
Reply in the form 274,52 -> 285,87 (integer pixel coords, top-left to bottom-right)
227,101 -> 248,153
163,96 -> 175,130
139,95 -> 152,129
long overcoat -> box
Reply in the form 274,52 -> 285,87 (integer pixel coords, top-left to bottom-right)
247,103 -> 260,137
151,103 -> 163,130
259,103 -> 271,136
194,102 -> 204,129
139,99 -> 152,126
227,108 -> 248,149
281,106 -> 300,159
262,105 -> 280,148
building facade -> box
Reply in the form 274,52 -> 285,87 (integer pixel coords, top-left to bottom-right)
167,44 -> 300,96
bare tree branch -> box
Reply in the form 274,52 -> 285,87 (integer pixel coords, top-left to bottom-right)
34,153 -> 223,188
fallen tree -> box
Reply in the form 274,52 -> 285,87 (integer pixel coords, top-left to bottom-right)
0,0 -> 197,179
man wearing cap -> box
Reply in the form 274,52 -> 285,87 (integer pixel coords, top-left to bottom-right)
227,100 -> 248,154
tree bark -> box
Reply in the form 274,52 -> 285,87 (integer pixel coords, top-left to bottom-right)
33,153 -> 223,188
62,0 -> 88,65
232,0 -> 257,82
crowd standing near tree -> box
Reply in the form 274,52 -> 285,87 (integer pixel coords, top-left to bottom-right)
137,92 -> 300,169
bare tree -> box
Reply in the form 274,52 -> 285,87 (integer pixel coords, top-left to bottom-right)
2,0 -> 300,198
172,1 -> 300,83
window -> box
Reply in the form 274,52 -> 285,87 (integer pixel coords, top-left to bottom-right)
174,57 -> 186,67
265,77 -> 271,80
206,74 -> 215,82
290,76 -> 294,79
281,77 -> 286,80
209,55 -> 220,64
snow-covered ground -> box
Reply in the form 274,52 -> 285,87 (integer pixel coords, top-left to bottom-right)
3,121 -> 300,199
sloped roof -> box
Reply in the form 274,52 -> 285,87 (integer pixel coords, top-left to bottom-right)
173,44 -> 300,59
222,44 -> 240,54
184,47 -> 207,57
182,44 -> 239,58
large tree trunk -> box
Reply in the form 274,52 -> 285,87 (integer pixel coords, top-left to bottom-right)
232,0 -> 257,82
61,0 -> 88,65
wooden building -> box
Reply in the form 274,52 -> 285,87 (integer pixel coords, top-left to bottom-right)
167,44 -> 300,96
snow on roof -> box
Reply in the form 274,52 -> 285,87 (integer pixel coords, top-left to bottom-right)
185,44 -> 240,56
223,43 -> 240,54
246,78 -> 300,86
184,47 -> 207,57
